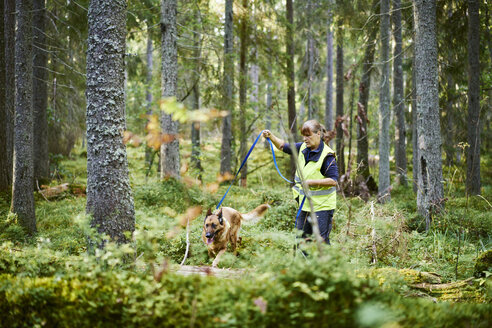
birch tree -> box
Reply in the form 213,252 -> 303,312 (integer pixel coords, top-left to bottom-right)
86,0 -> 135,242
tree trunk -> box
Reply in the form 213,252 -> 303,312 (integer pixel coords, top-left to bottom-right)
0,0 -> 7,192
466,0 -> 481,195
412,48 -> 418,193
2,0 -> 15,191
335,18 -> 345,176
378,0 -> 391,203
325,7 -> 333,134
11,0 -> 36,235
264,65 -> 273,149
306,0 -> 314,120
86,0 -> 135,243
220,0 -> 234,177
33,0 -> 49,182
357,26 -> 377,191
239,0 -> 248,187
444,73 -> 455,166
160,0 -> 180,179
191,9 -> 202,178
392,0 -> 407,186
414,0 -> 444,228
286,0 -> 297,178
145,28 -> 154,168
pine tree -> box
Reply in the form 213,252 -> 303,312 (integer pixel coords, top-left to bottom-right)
466,0 -> 481,195
220,0 -> 234,177
413,0 -> 444,229
11,0 -> 36,235
160,0 -> 180,179
86,0 -> 135,242
378,0 -> 391,203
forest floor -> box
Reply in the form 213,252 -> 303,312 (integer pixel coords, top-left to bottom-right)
0,138 -> 491,325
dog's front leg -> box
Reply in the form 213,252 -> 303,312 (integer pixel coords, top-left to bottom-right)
212,249 -> 226,268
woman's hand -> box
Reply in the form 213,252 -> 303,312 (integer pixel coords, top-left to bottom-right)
262,130 -> 285,150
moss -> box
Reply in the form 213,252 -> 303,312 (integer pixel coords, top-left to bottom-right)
474,250 -> 492,278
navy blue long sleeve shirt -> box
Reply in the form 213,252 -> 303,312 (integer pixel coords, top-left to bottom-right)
282,142 -> 338,181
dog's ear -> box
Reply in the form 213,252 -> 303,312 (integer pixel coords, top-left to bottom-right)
206,208 -> 212,216
218,209 -> 223,225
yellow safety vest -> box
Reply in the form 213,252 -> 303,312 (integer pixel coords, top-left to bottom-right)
292,142 -> 336,212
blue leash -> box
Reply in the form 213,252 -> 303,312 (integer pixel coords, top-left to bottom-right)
215,130 -> 306,222
216,130 -> 264,209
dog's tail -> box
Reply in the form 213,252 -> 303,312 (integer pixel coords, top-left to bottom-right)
241,204 -> 270,224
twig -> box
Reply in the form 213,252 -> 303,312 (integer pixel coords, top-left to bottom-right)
370,201 -> 377,264
477,195 -> 492,209
180,216 -> 191,266
455,228 -> 461,280
36,180 -> 50,202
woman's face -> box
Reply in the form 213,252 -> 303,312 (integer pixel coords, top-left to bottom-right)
302,129 -> 321,150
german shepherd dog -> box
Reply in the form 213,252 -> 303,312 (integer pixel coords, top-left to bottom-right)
202,204 -> 269,267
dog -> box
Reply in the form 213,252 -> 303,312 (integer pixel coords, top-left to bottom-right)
202,204 -> 269,267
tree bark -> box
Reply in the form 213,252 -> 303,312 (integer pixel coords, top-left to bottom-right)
11,0 -> 36,234
239,0 -> 248,187
145,28 -> 154,168
191,9 -> 202,178
357,26 -> 378,191
466,0 -> 481,195
335,18 -> 345,176
378,0 -> 391,203
413,0 -> 444,228
33,0 -> 49,182
160,0 -> 180,179
220,0 -> 234,176
306,0 -> 314,120
392,0 -> 407,186
412,48 -> 418,193
86,0 -> 135,243
325,7 -> 334,133
2,0 -> 15,191
0,0 -> 7,192
286,0 -> 297,178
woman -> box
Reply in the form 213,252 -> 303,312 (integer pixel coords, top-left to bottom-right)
263,120 -> 338,244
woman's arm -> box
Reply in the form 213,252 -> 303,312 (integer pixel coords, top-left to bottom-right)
306,178 -> 337,188
262,130 -> 285,150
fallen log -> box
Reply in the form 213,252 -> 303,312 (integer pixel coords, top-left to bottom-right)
38,183 -> 86,199
173,265 -> 246,278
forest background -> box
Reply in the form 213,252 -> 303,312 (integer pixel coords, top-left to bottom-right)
0,0 -> 491,326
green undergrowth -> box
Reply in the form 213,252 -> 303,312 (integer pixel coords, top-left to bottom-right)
0,145 -> 491,326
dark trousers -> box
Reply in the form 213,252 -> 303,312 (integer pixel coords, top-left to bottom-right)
295,210 -> 334,245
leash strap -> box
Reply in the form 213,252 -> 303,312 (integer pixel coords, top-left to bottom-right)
216,130 -> 264,209
267,138 -> 293,184
295,195 -> 306,226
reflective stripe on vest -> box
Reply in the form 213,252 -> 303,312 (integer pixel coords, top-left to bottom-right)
292,142 -> 336,212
